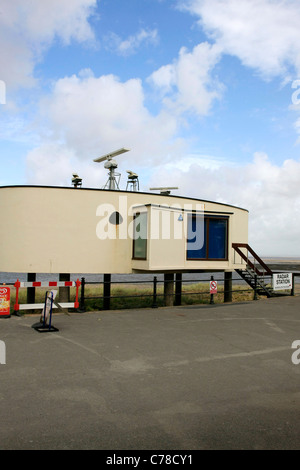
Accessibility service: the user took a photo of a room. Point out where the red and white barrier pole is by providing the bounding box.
[74,279,80,309]
[14,279,21,313]
[13,279,81,314]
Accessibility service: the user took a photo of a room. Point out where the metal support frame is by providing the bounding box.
[32,291,59,333]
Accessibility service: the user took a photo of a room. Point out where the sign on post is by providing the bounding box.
[210,280,218,295]
[272,273,293,291]
[0,286,10,317]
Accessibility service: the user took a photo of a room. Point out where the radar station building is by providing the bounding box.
[0,185,248,275]
[0,148,253,308]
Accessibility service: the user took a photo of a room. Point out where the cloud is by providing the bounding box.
[148,151,300,256]
[178,0,300,149]
[26,70,187,185]
[0,0,97,90]
[148,41,223,116]
[106,28,159,56]
[180,0,300,79]
[26,142,107,188]
[25,37,227,186]
[26,143,75,186]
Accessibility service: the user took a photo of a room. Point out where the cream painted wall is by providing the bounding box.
[0,186,248,273]
[131,204,248,272]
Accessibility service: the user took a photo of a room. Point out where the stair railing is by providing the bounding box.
[232,243,273,276]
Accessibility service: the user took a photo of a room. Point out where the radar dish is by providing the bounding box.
[93,148,130,163]
[93,148,130,190]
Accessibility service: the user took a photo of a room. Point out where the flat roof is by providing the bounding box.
[0,185,249,213]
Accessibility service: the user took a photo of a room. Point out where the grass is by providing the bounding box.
[8,281,298,314]
[8,282,255,313]
[77,282,257,311]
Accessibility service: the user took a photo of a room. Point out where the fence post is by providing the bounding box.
[210,275,215,305]
[79,277,86,312]
[103,274,111,310]
[253,274,258,300]
[175,273,182,306]
[291,274,295,296]
[27,273,36,311]
[152,276,158,308]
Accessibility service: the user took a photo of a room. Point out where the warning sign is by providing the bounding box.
[272,273,293,291]
[210,280,218,294]
[0,286,10,317]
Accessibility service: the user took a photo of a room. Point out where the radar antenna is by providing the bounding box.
[149,187,178,195]
[93,148,130,190]
[72,173,82,188]
[126,170,139,191]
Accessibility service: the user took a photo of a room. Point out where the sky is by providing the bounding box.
[1,0,300,257]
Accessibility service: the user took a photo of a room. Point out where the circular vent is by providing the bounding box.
[109,211,123,225]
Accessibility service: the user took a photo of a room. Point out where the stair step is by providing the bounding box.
[235,267,274,298]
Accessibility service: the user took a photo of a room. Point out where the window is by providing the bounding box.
[132,212,148,259]
[187,214,228,260]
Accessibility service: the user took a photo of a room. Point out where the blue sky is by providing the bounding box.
[1,0,300,256]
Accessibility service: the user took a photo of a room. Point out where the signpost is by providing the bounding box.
[210,278,217,304]
[272,273,293,291]
[0,286,10,318]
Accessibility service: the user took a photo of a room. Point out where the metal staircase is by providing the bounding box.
[236,266,274,297]
[232,243,274,297]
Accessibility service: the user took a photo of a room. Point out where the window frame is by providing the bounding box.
[186,214,229,261]
[132,211,148,260]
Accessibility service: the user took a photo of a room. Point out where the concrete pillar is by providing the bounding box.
[164,273,174,307]
[224,272,232,303]
[59,273,70,303]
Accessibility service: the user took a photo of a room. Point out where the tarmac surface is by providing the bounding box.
[0,295,300,450]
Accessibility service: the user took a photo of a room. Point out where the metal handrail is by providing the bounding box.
[232,243,273,276]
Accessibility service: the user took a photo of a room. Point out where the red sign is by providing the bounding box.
[210,280,218,295]
[0,286,10,317]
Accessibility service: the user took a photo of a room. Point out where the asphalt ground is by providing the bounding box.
[0,295,300,451]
